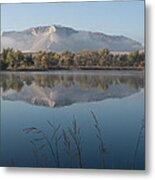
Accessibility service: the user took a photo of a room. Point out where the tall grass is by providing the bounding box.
[91,111,106,168]
[68,115,82,168]
[63,129,72,167]
[23,113,103,168]
[133,119,144,169]
[23,113,144,169]
[23,123,62,167]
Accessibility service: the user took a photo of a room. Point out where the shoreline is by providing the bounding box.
[1,66,144,72]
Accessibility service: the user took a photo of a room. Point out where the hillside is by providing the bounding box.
[1,25,143,52]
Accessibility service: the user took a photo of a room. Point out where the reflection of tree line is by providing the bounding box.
[22,112,144,169]
[1,74,144,93]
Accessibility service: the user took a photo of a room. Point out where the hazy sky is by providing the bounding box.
[1,1,144,44]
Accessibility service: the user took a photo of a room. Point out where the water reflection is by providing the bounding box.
[1,72,144,108]
[0,71,144,169]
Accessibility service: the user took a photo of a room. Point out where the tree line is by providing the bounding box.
[0,48,145,70]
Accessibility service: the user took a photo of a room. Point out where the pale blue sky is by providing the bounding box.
[1,1,144,44]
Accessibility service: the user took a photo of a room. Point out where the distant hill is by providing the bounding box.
[1,25,143,52]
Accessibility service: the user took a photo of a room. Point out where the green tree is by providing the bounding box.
[1,48,10,69]
[6,49,15,68]
[98,48,109,66]
[59,51,74,66]
[41,52,48,69]
[34,53,41,68]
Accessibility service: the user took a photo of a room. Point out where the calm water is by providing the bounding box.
[0,71,145,169]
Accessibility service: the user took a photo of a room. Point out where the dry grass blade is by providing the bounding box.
[51,124,61,141]
[39,144,46,150]
[24,126,57,165]
[47,120,54,130]
[133,118,144,169]
[63,129,72,167]
[73,115,77,135]
[68,115,82,168]
[30,140,39,166]
[91,111,106,168]
[34,137,45,141]
[23,127,41,134]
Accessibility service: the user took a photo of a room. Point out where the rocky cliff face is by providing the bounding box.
[1,25,143,52]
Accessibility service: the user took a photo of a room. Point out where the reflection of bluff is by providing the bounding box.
[2,82,141,108]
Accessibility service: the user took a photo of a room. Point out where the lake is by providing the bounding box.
[0,71,145,169]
